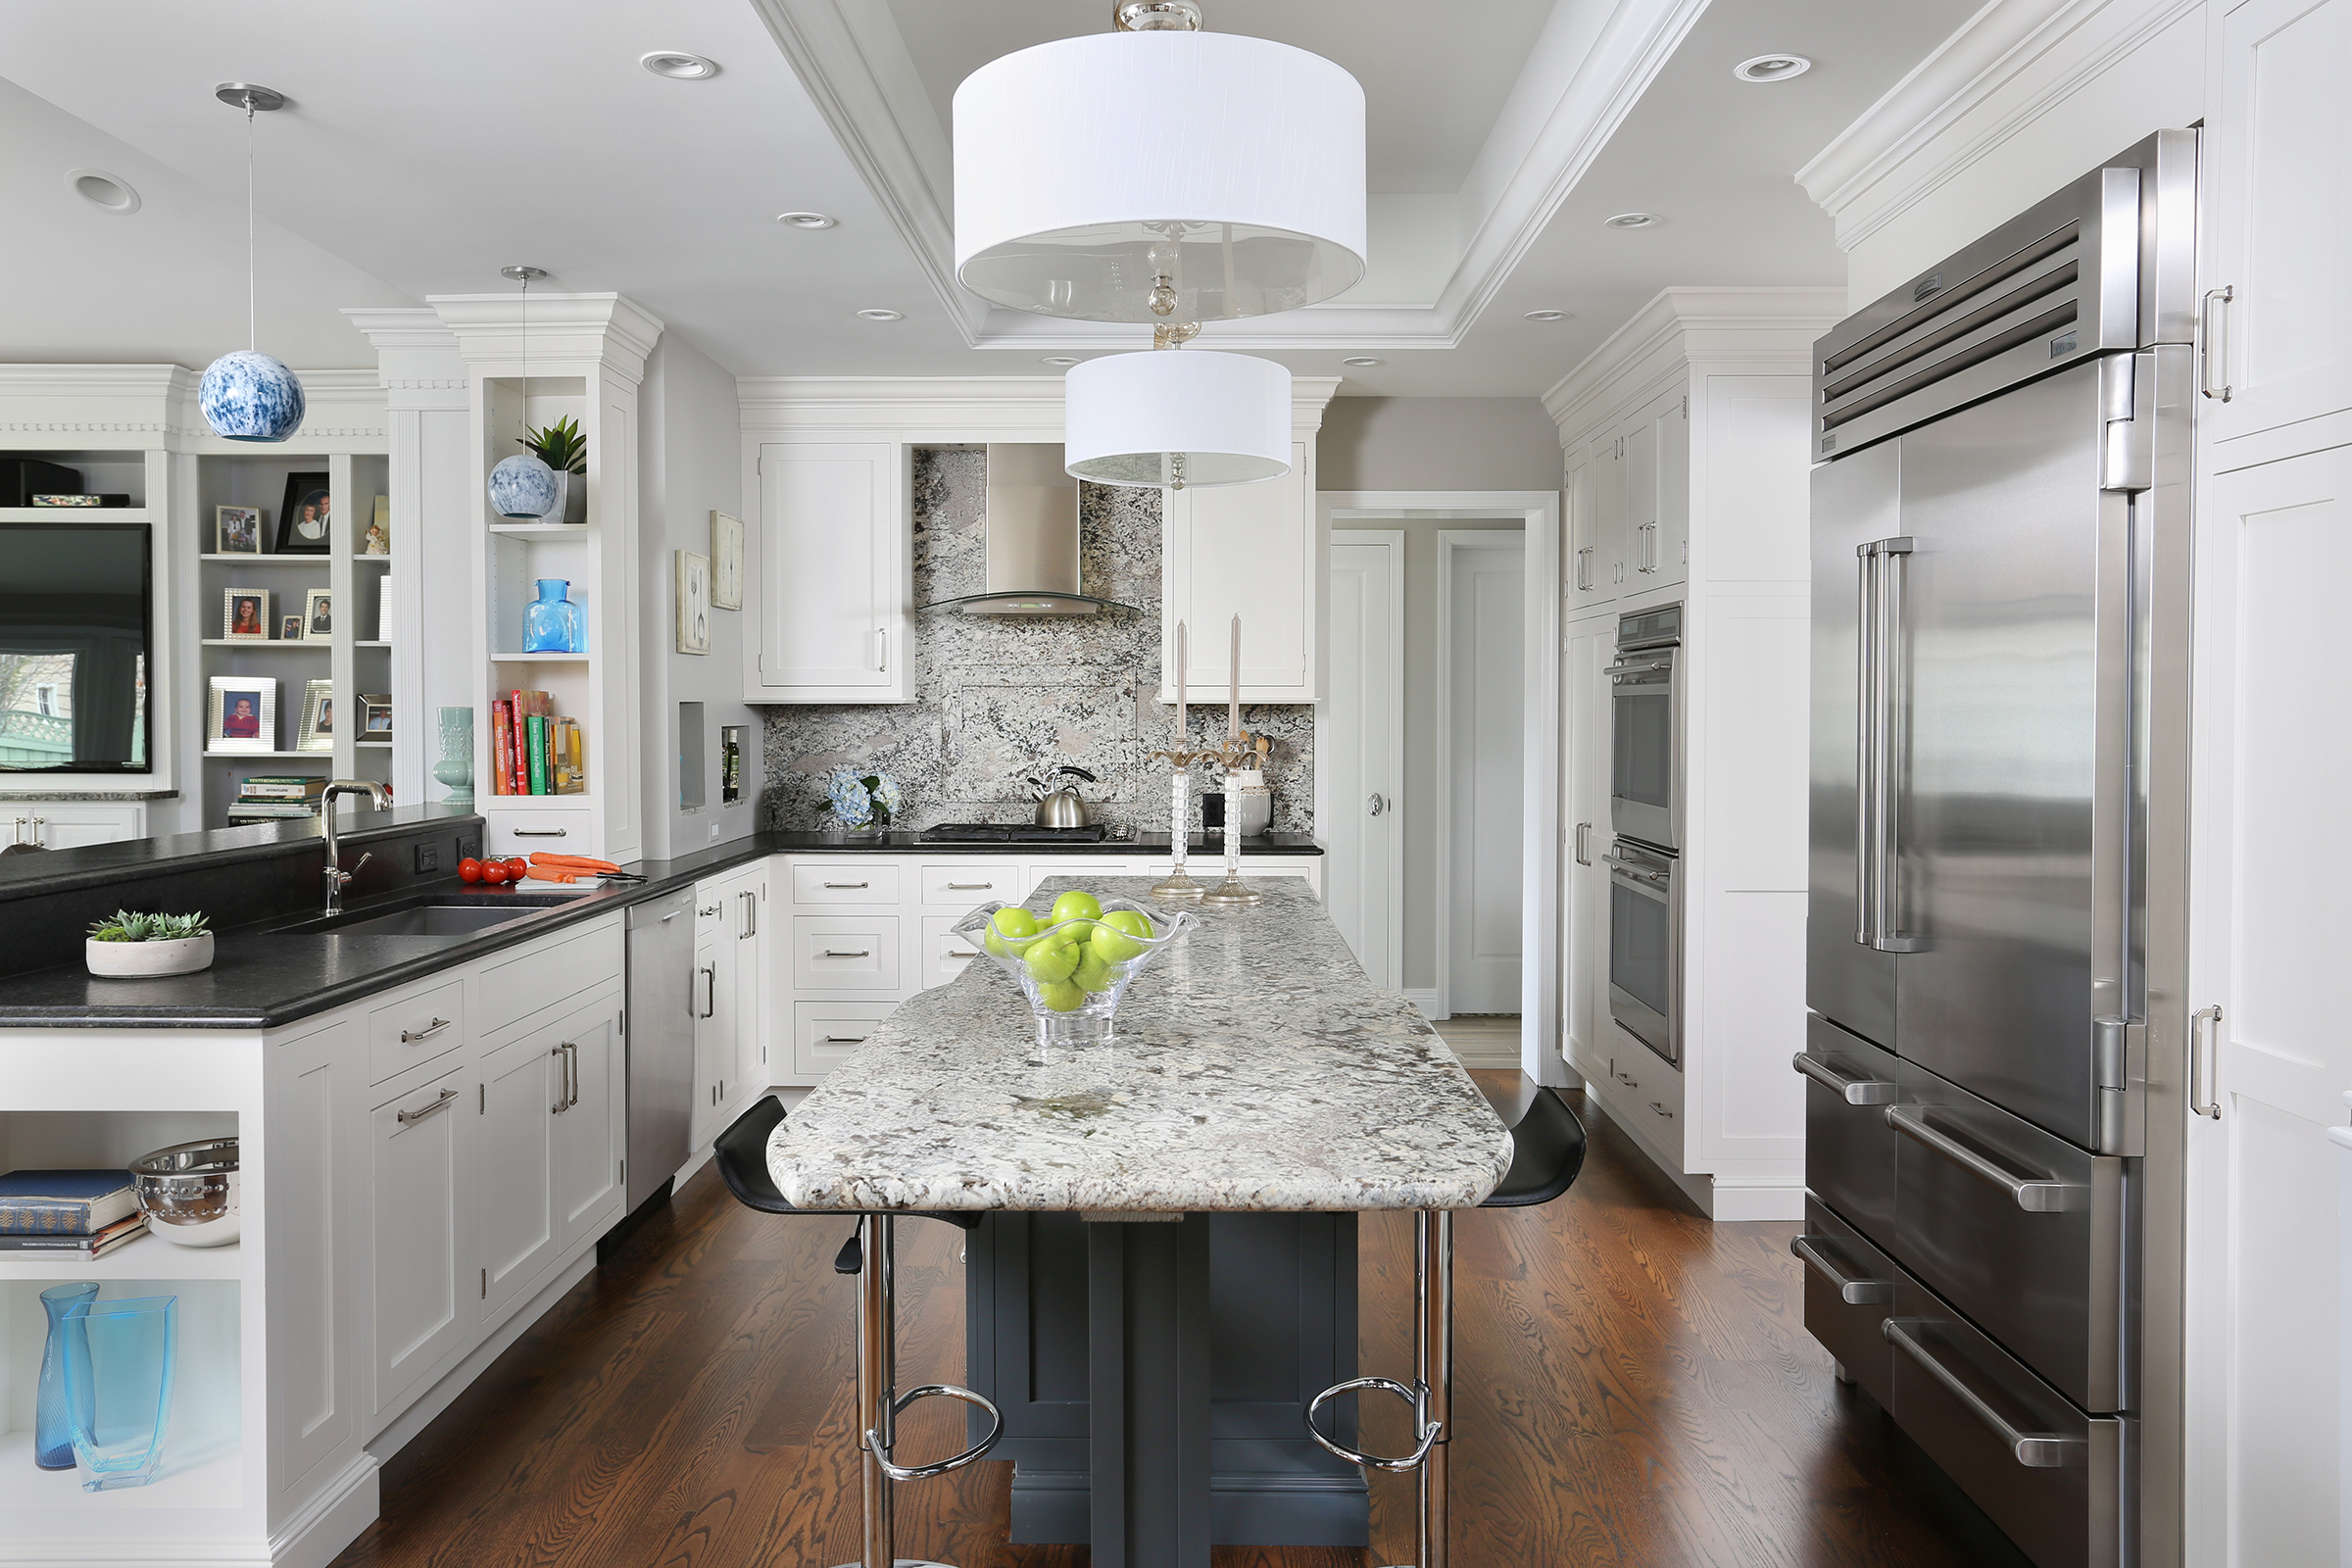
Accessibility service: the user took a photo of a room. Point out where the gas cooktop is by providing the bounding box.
[916,822,1115,844]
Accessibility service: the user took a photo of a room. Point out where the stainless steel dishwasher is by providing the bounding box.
[621,889,697,1219]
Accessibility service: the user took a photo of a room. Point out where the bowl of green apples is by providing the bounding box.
[954,888,1194,1044]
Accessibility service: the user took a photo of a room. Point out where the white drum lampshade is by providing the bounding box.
[1064,350,1292,489]
[955,30,1366,323]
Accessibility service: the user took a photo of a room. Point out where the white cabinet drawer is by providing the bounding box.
[694,888,725,936]
[921,915,985,991]
[475,916,624,1039]
[367,978,466,1085]
[792,914,902,991]
[918,860,1020,909]
[482,805,592,858]
[792,1000,898,1079]
[790,862,902,906]
[1594,1027,1685,1151]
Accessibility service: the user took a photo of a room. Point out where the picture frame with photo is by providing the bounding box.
[675,550,710,655]
[710,511,744,611]
[214,505,264,555]
[206,676,278,753]
[279,613,304,641]
[275,472,332,555]
[304,587,333,640]
[222,588,272,640]
[359,693,394,740]
[296,679,335,753]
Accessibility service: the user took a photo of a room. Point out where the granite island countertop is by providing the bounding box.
[768,876,1512,1213]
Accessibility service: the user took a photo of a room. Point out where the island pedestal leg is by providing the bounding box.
[1088,1215,1213,1568]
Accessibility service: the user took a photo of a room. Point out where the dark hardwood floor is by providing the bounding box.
[331,1074,2028,1568]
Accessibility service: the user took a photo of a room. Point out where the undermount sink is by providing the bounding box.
[276,892,578,938]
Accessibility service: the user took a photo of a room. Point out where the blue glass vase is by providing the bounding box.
[36,1282,99,1469]
[522,579,584,654]
[62,1294,177,1491]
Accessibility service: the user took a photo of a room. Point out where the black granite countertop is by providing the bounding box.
[0,827,1322,1030]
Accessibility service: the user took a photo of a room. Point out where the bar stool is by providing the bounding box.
[1304,1086,1588,1568]
[713,1096,1004,1568]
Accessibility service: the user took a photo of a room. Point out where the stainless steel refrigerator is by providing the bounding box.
[1795,130,2198,1568]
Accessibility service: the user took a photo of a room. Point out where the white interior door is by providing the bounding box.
[1444,535,1525,1014]
[1324,532,1403,986]
[2185,442,2352,1568]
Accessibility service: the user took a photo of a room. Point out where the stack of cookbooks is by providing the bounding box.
[227,774,328,823]
[0,1168,148,1260]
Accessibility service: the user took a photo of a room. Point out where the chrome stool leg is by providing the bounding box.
[1305,1208,1454,1568]
[843,1213,1008,1568]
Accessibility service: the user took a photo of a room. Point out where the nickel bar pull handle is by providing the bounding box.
[1789,1235,1891,1304]
[1791,1052,1898,1105]
[400,1016,453,1044]
[396,1088,459,1126]
[513,828,568,839]
[2189,1004,2223,1120]
[1884,1319,2078,1467]
[1886,1106,2070,1211]
[2200,286,2232,401]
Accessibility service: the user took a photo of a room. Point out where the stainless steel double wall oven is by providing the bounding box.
[1605,605,1683,1063]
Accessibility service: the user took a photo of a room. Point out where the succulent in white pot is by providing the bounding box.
[85,909,215,978]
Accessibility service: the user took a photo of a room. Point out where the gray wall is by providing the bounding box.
[1318,397,1562,493]
[637,334,760,860]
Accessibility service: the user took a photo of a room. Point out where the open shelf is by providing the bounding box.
[0,508,152,523]
[487,521,590,537]
[354,639,391,649]
[199,639,326,650]
[198,554,328,565]
[0,1430,243,1514]
[0,1235,242,1283]
[490,652,587,662]
[202,751,331,761]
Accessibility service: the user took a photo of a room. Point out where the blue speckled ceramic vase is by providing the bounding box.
[198,351,306,442]
[488,453,561,520]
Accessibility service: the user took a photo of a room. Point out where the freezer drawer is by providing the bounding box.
[1887,1272,2121,1568]
[1891,1061,2123,1413]
[1792,1198,1896,1411]
[1794,1014,1901,1248]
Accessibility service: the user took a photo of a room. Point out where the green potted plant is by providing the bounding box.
[520,416,589,524]
[85,910,214,978]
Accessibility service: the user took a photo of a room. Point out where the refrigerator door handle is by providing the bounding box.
[1886,1106,2071,1211]
[1791,1051,1898,1105]
[1856,538,1921,953]
[1882,1319,2079,1468]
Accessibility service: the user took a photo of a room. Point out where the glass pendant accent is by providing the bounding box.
[954,17,1365,323]
[199,351,307,443]
[1063,349,1291,489]
[490,454,562,521]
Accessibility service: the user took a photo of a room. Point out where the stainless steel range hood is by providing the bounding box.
[918,443,1142,615]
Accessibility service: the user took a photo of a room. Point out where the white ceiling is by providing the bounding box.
[0,0,1976,395]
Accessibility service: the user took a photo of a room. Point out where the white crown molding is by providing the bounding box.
[342,306,458,351]
[1795,0,2201,253]
[1541,287,1843,431]
[423,292,666,383]
[738,373,1341,439]
[750,0,1706,351]
[0,364,384,444]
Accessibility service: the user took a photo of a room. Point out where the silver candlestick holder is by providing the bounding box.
[1146,747,1216,903]
[1200,738,1264,906]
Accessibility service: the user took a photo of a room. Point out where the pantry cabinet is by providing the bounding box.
[1161,440,1318,702]
[746,440,912,703]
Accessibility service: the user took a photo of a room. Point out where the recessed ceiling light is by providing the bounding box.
[1343,357,1384,368]
[776,211,837,229]
[1522,310,1569,322]
[1041,356,1081,366]
[65,168,139,215]
[1603,212,1660,229]
[856,308,905,322]
[640,50,718,79]
[1734,54,1813,82]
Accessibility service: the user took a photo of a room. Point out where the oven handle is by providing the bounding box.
[1600,854,1670,885]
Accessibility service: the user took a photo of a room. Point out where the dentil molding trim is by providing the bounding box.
[1796,0,2204,252]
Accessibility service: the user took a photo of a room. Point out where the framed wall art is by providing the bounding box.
[675,550,710,655]
[710,511,744,611]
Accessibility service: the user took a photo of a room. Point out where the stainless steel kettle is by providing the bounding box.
[1031,766,1096,828]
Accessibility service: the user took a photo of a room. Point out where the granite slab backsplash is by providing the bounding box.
[760,449,1312,837]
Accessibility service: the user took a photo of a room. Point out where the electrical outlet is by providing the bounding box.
[415,841,441,873]
[457,834,482,861]
[710,822,721,839]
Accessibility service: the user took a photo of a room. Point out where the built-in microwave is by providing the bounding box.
[1605,836,1680,1065]
[1609,604,1681,851]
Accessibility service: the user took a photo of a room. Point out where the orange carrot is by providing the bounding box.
[523,867,578,884]
[528,853,622,874]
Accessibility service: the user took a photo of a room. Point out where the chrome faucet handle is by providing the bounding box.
[328,851,372,888]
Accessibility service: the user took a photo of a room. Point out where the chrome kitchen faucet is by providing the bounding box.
[319,780,390,915]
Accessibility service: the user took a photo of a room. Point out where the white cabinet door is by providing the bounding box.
[2203,0,2352,451]
[369,1064,473,1416]
[921,914,985,991]
[1568,429,1626,607]
[750,441,910,702]
[476,1032,557,1322]
[270,1017,356,1487]
[723,865,768,1098]
[1162,440,1318,702]
[792,999,898,1081]
[1560,617,1614,1079]
[1627,385,1689,591]
[551,1000,623,1252]
[2184,442,2352,1567]
[5,802,145,849]
[691,933,728,1144]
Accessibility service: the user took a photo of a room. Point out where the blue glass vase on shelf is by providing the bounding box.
[61,1294,177,1491]
[521,579,584,655]
[36,1282,99,1470]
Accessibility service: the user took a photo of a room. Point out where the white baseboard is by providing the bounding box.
[1404,988,1447,1022]
[1446,1041,1521,1068]
[1579,1094,1801,1220]
[368,1250,599,1463]
[272,1452,380,1568]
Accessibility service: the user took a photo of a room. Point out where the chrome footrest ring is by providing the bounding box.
[864,1383,1005,1481]
[1304,1375,1441,1472]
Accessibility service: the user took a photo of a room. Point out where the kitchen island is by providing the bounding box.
[769,876,1511,1566]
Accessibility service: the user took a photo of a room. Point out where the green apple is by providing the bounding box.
[1049,889,1103,926]
[1073,952,1114,994]
[1037,979,1087,1012]
[1025,937,1080,985]
[1092,908,1152,962]
[987,906,1039,956]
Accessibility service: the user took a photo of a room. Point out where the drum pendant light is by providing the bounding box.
[954,2,1366,323]
[198,84,306,443]
[1064,335,1291,490]
[486,267,562,521]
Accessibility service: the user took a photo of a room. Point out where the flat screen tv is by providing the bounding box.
[0,522,152,773]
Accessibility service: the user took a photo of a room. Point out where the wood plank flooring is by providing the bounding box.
[330,1075,2030,1568]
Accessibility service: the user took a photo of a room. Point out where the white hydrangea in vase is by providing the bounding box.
[827,768,902,836]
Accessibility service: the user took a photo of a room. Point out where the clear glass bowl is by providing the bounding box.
[952,898,1195,1044]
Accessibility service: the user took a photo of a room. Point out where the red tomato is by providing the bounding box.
[458,858,482,884]
[503,857,529,880]
[481,861,510,885]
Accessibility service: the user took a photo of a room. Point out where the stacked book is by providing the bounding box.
[228,774,327,823]
[0,1169,148,1259]
[490,689,585,796]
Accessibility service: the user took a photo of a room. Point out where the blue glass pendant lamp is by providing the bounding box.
[487,265,562,520]
[199,84,306,443]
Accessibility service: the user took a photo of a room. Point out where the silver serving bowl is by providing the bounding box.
[129,1137,241,1247]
